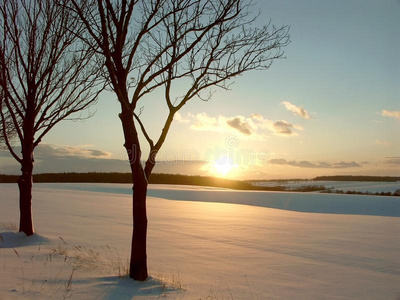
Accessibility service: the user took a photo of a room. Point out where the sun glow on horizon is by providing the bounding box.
[207,157,238,177]
[213,162,233,177]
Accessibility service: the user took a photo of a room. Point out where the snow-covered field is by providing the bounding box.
[252,180,400,193]
[1,183,399,299]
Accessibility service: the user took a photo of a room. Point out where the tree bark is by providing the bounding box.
[119,107,149,281]
[18,153,34,236]
[130,178,148,280]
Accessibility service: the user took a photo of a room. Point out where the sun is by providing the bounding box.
[213,162,233,176]
[210,157,238,177]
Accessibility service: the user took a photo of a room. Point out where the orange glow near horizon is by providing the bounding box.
[208,157,238,177]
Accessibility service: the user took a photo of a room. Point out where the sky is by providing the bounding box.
[1,0,399,180]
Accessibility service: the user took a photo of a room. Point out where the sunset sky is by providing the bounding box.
[1,0,399,179]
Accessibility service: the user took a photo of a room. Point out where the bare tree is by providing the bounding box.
[69,0,289,280]
[0,95,16,150]
[0,56,16,149]
[0,0,102,236]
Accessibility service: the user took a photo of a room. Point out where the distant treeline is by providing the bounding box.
[247,178,307,183]
[1,173,398,196]
[249,175,400,182]
[0,172,327,192]
[322,189,400,197]
[314,175,400,182]
[0,173,261,190]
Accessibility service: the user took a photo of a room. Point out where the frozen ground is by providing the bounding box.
[38,183,400,217]
[0,183,399,299]
[252,180,400,193]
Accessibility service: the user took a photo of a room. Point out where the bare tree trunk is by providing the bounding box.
[18,151,34,236]
[120,108,148,281]
[130,178,148,280]
[17,93,35,236]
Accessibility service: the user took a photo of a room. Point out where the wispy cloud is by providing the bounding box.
[176,112,302,137]
[0,144,112,159]
[0,143,208,174]
[375,140,391,147]
[35,144,112,159]
[282,101,311,119]
[381,110,400,121]
[384,157,400,165]
[269,159,363,169]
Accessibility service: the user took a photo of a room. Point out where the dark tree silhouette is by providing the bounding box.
[0,0,102,236]
[0,92,16,150]
[0,53,16,149]
[69,0,289,280]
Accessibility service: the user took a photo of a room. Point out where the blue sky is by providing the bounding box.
[1,0,399,179]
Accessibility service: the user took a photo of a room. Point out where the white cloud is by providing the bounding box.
[174,112,191,123]
[176,112,303,137]
[183,113,259,137]
[271,120,295,135]
[226,116,257,136]
[282,101,311,119]
[251,113,263,121]
[190,113,227,133]
[251,114,303,136]
[381,110,400,121]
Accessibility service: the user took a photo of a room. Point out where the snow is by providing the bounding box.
[0,232,49,248]
[35,183,400,217]
[1,183,400,299]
